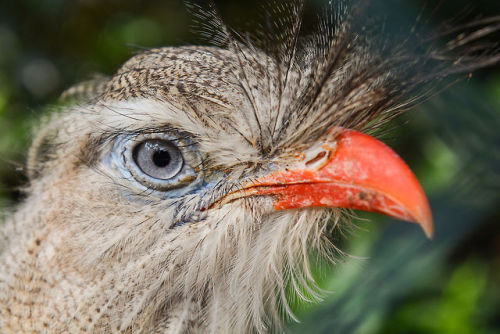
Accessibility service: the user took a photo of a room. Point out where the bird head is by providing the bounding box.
[2,1,498,333]
[21,45,432,332]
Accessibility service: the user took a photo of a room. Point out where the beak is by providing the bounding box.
[243,129,433,238]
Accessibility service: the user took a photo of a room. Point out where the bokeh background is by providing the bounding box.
[0,0,499,333]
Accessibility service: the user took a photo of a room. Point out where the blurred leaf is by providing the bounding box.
[380,260,488,334]
[96,16,167,69]
[421,135,460,193]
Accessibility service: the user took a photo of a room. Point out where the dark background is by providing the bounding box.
[0,1,499,333]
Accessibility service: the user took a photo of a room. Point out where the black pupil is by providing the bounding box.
[152,149,171,167]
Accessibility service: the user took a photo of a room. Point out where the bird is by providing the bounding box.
[0,1,498,333]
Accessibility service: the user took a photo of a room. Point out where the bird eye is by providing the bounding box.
[132,139,183,180]
[112,133,200,194]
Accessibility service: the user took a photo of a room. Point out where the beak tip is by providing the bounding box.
[418,213,434,239]
[423,224,434,239]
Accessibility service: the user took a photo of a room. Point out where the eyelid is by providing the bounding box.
[106,128,199,147]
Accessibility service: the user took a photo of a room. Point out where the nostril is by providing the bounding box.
[305,151,327,166]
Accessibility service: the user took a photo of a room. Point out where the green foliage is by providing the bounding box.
[381,260,491,334]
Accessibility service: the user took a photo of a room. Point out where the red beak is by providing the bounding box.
[245,129,433,238]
